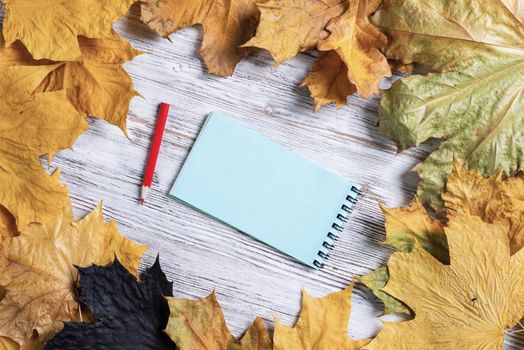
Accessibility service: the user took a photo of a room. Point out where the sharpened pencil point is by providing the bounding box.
[140,186,149,206]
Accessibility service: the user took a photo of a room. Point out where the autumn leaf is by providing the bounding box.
[44,257,175,350]
[0,204,148,347]
[443,161,524,254]
[254,0,389,110]
[365,213,524,349]
[165,292,271,350]
[301,51,356,111]
[2,0,136,61]
[363,162,524,316]
[302,52,412,113]
[0,206,39,349]
[274,282,370,350]
[378,161,524,262]
[373,0,524,210]
[245,0,347,66]
[379,198,448,263]
[361,198,446,316]
[0,65,87,230]
[0,65,85,158]
[0,33,140,133]
[316,0,390,99]
[140,0,266,76]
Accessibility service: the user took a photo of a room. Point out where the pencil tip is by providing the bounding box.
[139,198,144,205]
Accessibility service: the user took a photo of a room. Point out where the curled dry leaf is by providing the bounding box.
[140,0,266,76]
[1,33,140,133]
[364,214,524,349]
[0,204,147,347]
[317,0,390,99]
[274,282,370,350]
[2,0,136,61]
[373,0,524,210]
[44,257,175,350]
[0,64,86,230]
[165,292,271,350]
[301,51,356,112]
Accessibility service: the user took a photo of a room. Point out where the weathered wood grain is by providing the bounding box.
[1,3,523,348]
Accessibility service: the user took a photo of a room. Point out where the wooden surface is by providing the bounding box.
[2,4,524,348]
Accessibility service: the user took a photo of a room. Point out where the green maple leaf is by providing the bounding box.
[373,0,524,210]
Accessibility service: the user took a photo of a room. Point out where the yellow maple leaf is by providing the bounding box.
[274,282,370,350]
[0,65,87,230]
[0,203,148,347]
[443,161,524,255]
[361,197,447,316]
[2,0,136,61]
[140,0,266,76]
[364,213,524,349]
[317,0,390,99]
[363,162,524,322]
[0,33,140,133]
[380,197,448,263]
[165,291,272,350]
[245,0,347,66]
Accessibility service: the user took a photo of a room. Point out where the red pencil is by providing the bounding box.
[140,103,171,205]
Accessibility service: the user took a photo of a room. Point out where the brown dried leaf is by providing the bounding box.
[317,0,390,98]
[301,0,390,110]
[302,51,356,111]
[140,0,265,76]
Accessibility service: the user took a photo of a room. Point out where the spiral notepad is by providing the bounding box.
[170,112,361,269]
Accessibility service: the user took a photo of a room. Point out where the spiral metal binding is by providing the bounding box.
[313,185,362,269]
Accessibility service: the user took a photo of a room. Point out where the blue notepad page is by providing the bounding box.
[170,112,360,269]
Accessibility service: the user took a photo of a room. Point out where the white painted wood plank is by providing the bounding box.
[1,4,523,348]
